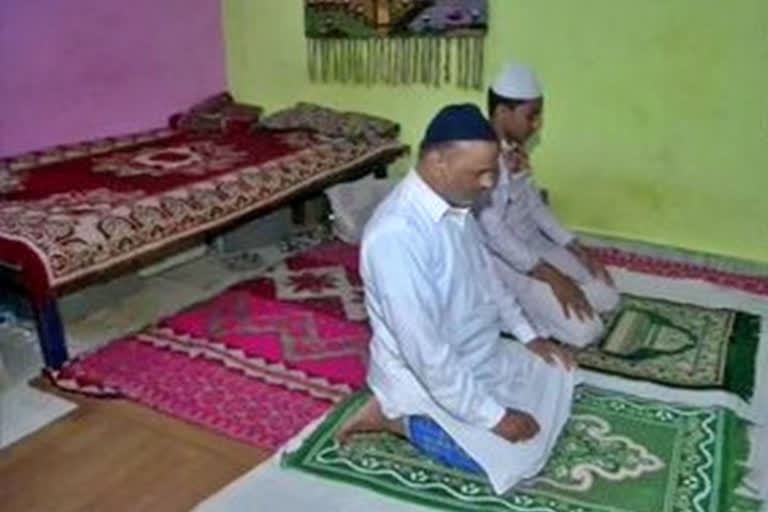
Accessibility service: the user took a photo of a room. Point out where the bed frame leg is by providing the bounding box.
[291,201,307,226]
[373,164,388,179]
[32,295,69,369]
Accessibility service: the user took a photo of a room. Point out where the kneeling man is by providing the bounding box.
[338,104,577,494]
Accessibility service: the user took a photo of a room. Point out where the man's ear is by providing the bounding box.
[497,103,517,120]
[423,147,448,172]
[434,145,456,178]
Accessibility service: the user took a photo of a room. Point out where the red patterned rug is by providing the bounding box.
[593,247,768,296]
[0,126,405,297]
[49,241,369,452]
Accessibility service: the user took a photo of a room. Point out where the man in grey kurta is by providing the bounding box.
[475,62,620,347]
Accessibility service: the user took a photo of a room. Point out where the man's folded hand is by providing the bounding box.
[492,409,540,443]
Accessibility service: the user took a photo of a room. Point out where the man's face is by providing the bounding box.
[435,140,500,207]
[501,98,543,144]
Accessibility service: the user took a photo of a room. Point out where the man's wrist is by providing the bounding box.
[482,402,508,430]
[567,240,583,254]
[529,261,563,284]
[514,324,541,345]
[528,261,549,280]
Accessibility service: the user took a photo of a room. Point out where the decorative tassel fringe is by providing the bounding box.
[307,36,485,90]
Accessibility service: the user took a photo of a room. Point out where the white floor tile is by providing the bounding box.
[0,383,76,449]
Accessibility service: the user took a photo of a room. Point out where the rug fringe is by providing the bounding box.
[307,37,484,89]
[722,413,764,511]
[724,313,761,402]
[45,367,122,398]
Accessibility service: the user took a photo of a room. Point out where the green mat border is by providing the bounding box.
[719,410,760,512]
[723,312,761,401]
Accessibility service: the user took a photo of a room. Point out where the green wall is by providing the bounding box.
[223,0,768,263]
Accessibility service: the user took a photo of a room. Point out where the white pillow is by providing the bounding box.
[325,175,395,244]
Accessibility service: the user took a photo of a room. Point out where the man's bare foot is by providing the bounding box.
[336,394,404,444]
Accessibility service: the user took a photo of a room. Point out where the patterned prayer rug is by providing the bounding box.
[283,386,761,512]
[578,295,761,401]
[48,241,368,451]
[305,0,488,89]
[51,338,332,451]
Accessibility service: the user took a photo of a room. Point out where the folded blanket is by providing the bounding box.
[260,102,400,145]
[169,92,263,135]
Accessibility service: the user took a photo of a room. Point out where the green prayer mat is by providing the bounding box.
[283,387,760,512]
[577,295,761,401]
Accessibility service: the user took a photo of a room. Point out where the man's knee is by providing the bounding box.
[523,281,607,348]
[553,315,604,348]
[584,281,620,313]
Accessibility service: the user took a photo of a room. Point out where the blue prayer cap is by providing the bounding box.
[420,103,498,151]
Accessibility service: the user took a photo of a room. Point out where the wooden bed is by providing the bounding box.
[0,115,405,368]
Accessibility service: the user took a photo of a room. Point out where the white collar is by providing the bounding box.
[405,169,451,223]
[497,155,531,189]
[497,156,511,188]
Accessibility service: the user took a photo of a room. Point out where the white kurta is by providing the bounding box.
[474,160,620,346]
[474,162,575,275]
[361,170,576,494]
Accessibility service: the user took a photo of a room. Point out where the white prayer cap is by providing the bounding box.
[490,62,542,100]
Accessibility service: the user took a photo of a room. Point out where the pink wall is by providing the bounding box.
[0,0,227,156]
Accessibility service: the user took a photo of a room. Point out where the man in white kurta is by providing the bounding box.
[475,62,620,347]
[340,104,576,495]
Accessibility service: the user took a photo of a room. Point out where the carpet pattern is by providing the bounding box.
[0,125,404,295]
[48,241,367,451]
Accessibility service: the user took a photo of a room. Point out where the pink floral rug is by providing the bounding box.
[49,241,369,452]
